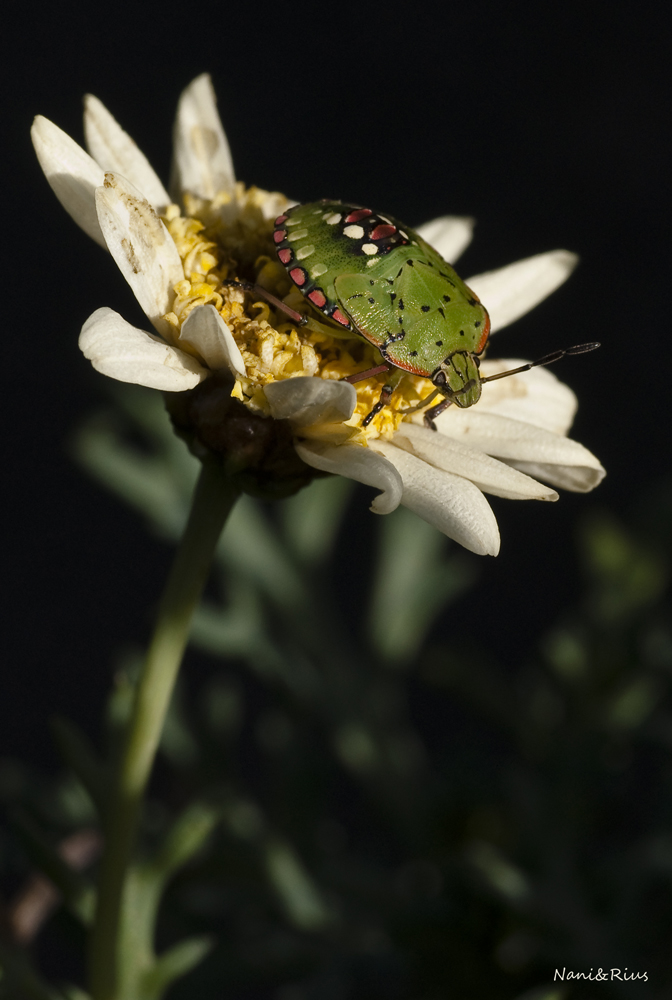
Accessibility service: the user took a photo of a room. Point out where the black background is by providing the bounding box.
[2,2,669,765]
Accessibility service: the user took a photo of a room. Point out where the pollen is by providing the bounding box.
[161,189,433,444]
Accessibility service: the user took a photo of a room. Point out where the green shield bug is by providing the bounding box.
[226,200,600,428]
[273,201,490,426]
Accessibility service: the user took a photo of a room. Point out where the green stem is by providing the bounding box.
[88,461,239,1000]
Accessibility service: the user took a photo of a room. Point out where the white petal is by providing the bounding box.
[79,307,207,390]
[466,250,578,332]
[172,74,235,199]
[179,304,246,377]
[264,377,356,426]
[83,94,170,212]
[434,409,605,490]
[506,459,606,493]
[414,216,474,263]
[371,440,500,556]
[95,173,184,338]
[295,441,403,515]
[476,359,578,435]
[393,423,557,501]
[31,115,106,248]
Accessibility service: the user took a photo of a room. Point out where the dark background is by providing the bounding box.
[2,2,669,763]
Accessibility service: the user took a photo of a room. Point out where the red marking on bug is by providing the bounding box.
[278,248,293,264]
[370,224,396,240]
[308,288,327,308]
[345,208,372,223]
[332,308,350,326]
[476,312,491,354]
[290,267,307,286]
[274,215,288,225]
[274,229,287,243]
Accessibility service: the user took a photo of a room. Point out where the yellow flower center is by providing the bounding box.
[161,187,432,443]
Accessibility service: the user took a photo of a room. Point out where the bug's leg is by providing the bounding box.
[397,388,442,416]
[423,397,453,431]
[344,362,393,385]
[220,279,307,326]
[361,369,405,427]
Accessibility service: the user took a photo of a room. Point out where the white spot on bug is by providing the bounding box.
[312,207,323,214]
[310,263,328,278]
[287,228,309,242]
[285,216,304,226]
[400,231,408,239]
[343,224,365,239]
[379,216,392,223]
[296,244,315,259]
[362,243,378,255]
[366,258,377,267]
[324,212,341,224]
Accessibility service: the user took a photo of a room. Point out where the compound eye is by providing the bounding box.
[433,370,447,387]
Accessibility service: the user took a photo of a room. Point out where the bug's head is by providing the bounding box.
[431,351,483,408]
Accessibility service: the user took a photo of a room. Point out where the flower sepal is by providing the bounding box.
[165,372,325,500]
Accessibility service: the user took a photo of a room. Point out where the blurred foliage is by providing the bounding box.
[1,386,671,999]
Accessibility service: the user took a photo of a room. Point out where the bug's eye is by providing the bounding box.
[433,370,447,386]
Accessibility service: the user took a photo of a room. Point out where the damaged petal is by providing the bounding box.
[95,172,184,338]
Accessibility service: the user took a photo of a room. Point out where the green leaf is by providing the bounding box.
[367,504,478,663]
[141,936,213,998]
[262,836,335,930]
[281,474,354,562]
[150,801,220,880]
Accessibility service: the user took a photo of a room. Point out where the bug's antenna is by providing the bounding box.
[479,342,601,384]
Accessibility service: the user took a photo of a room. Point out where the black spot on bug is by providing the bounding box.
[398,299,405,309]
[421,305,430,313]
[396,268,403,278]
[368,297,375,304]
[410,350,418,357]
[474,320,481,327]
[436,340,443,347]
[370,279,375,285]
[459,330,465,336]
[406,259,414,266]
[438,307,445,318]
[443,295,451,302]
[468,298,476,306]
[398,317,403,324]
[390,292,396,300]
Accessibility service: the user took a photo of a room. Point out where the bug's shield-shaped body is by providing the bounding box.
[273,201,490,407]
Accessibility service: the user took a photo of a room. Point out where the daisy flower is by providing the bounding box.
[32,74,604,556]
